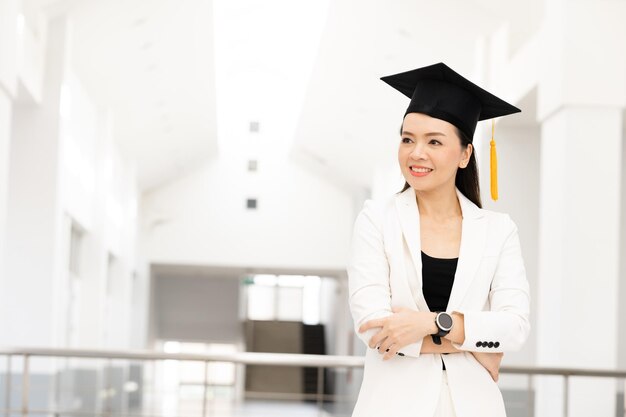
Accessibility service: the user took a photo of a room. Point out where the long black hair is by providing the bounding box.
[397,126,482,208]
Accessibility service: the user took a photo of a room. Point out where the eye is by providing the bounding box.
[430,139,442,145]
[401,137,412,144]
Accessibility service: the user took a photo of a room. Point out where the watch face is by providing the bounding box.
[437,313,453,331]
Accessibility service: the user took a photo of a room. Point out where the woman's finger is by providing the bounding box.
[383,344,400,360]
[368,330,388,349]
[382,344,398,360]
[378,336,393,354]
[359,318,385,333]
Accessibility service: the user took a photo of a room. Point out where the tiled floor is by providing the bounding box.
[153,399,347,417]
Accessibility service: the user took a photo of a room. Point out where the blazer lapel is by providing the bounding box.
[394,188,429,311]
[447,189,486,312]
[394,187,486,312]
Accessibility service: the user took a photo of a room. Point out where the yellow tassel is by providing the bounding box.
[490,119,498,201]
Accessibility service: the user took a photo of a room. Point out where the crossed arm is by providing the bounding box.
[360,309,503,381]
[348,202,528,383]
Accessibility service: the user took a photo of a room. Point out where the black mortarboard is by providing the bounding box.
[380,62,520,139]
[380,62,522,201]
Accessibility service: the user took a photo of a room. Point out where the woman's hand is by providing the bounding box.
[359,307,436,360]
[472,352,504,382]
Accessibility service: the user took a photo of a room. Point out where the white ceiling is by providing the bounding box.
[30,0,543,192]
[67,0,217,190]
[291,0,545,191]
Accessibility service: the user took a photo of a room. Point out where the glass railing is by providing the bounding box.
[0,347,624,417]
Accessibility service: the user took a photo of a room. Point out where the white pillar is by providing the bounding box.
[0,91,12,297]
[533,1,626,416]
[0,0,18,324]
[535,106,622,417]
[1,16,70,347]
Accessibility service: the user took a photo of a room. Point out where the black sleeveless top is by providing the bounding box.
[421,250,458,370]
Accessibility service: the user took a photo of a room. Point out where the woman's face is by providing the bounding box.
[398,112,472,192]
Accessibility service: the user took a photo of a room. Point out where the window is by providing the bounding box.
[245,274,322,323]
[157,341,237,413]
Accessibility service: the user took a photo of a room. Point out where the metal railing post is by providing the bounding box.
[104,358,112,417]
[527,373,533,417]
[53,357,63,417]
[563,375,569,417]
[21,354,30,417]
[150,359,156,417]
[4,355,11,417]
[202,360,209,417]
[121,361,129,416]
[316,366,324,417]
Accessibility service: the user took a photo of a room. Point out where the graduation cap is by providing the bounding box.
[380,62,521,201]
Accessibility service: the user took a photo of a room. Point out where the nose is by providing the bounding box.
[409,142,428,160]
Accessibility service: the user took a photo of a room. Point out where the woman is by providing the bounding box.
[348,62,531,417]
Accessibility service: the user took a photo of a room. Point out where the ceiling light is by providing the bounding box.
[140,41,154,50]
[132,17,148,28]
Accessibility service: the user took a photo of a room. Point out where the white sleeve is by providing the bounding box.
[347,200,423,358]
[451,215,531,352]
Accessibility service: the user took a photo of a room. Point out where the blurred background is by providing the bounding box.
[0,0,625,416]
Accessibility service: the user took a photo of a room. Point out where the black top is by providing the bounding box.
[421,251,458,311]
[421,250,458,370]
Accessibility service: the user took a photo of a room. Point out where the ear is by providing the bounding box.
[460,143,473,168]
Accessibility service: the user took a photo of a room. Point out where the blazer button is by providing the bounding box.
[475,341,482,348]
[488,342,494,348]
[494,342,500,348]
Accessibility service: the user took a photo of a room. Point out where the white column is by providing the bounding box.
[1,16,70,347]
[0,90,12,295]
[535,106,622,417]
[0,0,18,346]
[533,1,626,416]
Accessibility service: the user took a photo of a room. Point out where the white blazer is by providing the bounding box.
[348,186,531,417]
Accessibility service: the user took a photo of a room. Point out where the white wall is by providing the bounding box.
[0,0,18,340]
[0,0,18,99]
[140,151,355,270]
[2,16,68,348]
[61,75,139,349]
[15,1,47,104]
[478,124,541,369]
[1,14,140,352]
[0,90,12,307]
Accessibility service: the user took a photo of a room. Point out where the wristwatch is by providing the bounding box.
[431,312,454,345]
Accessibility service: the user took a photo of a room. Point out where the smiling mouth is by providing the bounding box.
[410,167,433,173]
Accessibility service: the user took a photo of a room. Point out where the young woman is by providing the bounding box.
[348,62,530,417]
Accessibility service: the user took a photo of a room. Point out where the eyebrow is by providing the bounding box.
[401,131,447,137]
